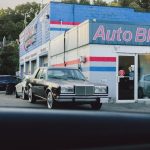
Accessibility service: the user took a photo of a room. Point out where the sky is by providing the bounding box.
[0,0,113,9]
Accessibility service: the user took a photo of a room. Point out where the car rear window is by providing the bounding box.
[0,76,15,82]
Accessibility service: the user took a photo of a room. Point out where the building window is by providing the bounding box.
[138,55,150,99]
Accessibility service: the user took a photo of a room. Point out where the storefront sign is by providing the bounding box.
[20,58,24,63]
[40,48,47,53]
[24,23,37,50]
[90,22,150,46]
[25,56,31,61]
[31,53,37,58]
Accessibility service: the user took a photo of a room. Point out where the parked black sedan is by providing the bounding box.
[0,75,21,94]
[27,67,109,110]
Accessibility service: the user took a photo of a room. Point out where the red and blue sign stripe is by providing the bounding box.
[52,56,116,72]
[50,20,80,31]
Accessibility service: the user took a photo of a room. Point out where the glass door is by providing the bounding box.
[117,55,135,100]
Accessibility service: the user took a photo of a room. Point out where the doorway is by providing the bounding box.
[118,55,135,100]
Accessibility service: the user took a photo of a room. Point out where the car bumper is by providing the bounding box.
[55,95,109,103]
[0,86,6,91]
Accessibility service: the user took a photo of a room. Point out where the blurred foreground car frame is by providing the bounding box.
[0,108,150,150]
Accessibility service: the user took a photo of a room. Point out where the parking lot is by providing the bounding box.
[0,91,150,113]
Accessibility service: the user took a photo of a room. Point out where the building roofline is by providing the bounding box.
[89,19,150,26]
[19,3,50,36]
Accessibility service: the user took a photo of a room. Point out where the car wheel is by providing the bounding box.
[91,101,102,110]
[28,88,36,103]
[6,88,10,95]
[47,92,56,109]
[15,90,20,98]
[22,88,28,100]
[138,88,144,98]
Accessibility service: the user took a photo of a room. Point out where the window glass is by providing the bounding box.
[138,55,150,99]
[144,75,150,81]
[47,69,85,80]
[35,70,43,79]
[74,70,85,80]
[40,70,47,79]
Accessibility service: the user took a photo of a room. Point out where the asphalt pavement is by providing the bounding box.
[0,91,150,113]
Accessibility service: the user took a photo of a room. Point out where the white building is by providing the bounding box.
[19,2,150,102]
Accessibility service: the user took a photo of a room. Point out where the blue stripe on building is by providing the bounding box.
[82,67,116,72]
[50,28,69,31]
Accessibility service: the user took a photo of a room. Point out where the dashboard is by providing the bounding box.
[0,108,150,150]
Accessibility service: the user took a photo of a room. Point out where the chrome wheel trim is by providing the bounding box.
[28,88,32,102]
[47,92,53,109]
[22,89,25,99]
[15,90,19,98]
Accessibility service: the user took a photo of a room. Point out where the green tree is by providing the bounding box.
[15,2,41,24]
[0,44,19,75]
[109,0,150,11]
[62,0,78,4]
[135,0,150,11]
[93,0,108,6]
[109,0,120,6]
[0,2,41,75]
[118,0,134,7]
[0,2,41,41]
[129,1,142,11]
[79,0,90,5]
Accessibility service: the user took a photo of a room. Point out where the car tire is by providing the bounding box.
[47,92,56,109]
[15,90,20,98]
[91,101,102,110]
[138,88,144,98]
[28,88,36,103]
[22,88,28,100]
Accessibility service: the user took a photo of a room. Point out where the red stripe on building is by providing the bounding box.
[50,21,80,25]
[52,59,80,67]
[52,57,116,67]
[87,57,116,62]
[65,59,80,65]
[52,63,65,67]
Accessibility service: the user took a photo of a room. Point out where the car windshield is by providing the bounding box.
[47,69,85,80]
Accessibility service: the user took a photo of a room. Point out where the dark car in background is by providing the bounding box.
[0,75,21,94]
[138,74,150,98]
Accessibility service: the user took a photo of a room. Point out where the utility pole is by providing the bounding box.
[41,0,44,10]
[24,13,28,28]
[2,36,6,47]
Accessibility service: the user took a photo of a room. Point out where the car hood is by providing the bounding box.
[47,79,106,87]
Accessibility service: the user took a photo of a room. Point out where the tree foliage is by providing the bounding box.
[62,0,78,4]
[0,2,40,74]
[0,44,19,75]
[93,0,108,6]
[135,0,150,11]
[0,2,40,41]
[79,0,90,5]
[110,0,150,11]
[118,0,134,7]
[110,0,120,6]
